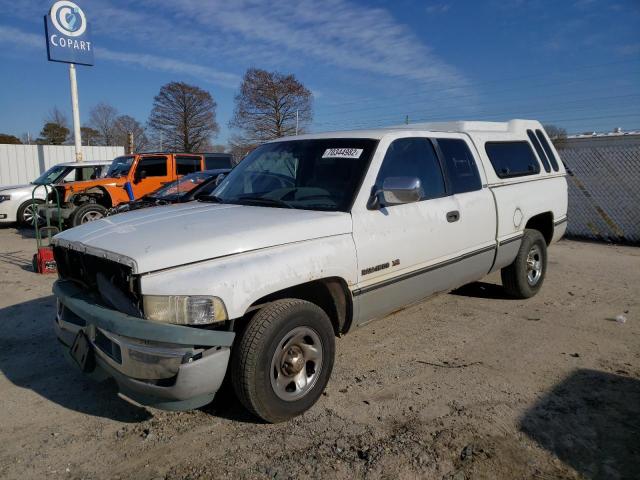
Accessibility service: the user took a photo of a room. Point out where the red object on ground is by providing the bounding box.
[34,247,57,274]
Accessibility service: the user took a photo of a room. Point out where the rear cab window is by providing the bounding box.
[535,130,560,171]
[526,130,551,173]
[485,142,540,179]
[176,155,202,175]
[436,138,482,193]
[205,154,233,169]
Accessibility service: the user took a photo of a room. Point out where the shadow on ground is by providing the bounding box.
[520,369,640,480]
[0,296,151,423]
[0,296,257,424]
[451,281,512,300]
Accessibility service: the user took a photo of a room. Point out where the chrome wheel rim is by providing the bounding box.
[23,204,39,225]
[80,210,103,223]
[526,245,543,286]
[270,326,323,401]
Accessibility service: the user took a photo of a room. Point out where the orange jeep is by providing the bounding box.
[43,153,209,227]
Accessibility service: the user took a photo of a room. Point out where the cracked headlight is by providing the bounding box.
[0,195,11,203]
[142,295,227,326]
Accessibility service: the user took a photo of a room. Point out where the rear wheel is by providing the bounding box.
[71,204,107,227]
[501,229,548,298]
[231,299,335,423]
[17,199,44,227]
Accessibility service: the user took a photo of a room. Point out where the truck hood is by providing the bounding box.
[53,202,352,273]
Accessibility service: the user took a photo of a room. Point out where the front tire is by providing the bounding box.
[17,199,44,227]
[71,204,107,227]
[501,229,548,299]
[231,299,335,423]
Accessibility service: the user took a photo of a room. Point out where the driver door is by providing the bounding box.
[130,155,170,199]
[351,137,462,323]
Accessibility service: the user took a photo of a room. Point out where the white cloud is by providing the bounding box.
[426,3,452,14]
[616,43,640,56]
[0,24,240,89]
[128,0,469,88]
[95,49,240,88]
[0,25,42,49]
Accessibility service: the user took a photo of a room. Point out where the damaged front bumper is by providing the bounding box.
[53,280,235,411]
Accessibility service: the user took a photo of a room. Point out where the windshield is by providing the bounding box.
[150,171,213,200]
[32,165,71,185]
[209,138,377,211]
[107,156,135,178]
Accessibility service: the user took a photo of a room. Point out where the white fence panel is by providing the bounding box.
[0,145,124,186]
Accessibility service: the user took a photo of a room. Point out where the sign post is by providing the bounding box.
[44,1,93,162]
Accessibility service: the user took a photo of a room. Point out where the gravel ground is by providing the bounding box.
[0,227,638,480]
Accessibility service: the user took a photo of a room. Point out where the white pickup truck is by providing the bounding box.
[52,120,567,422]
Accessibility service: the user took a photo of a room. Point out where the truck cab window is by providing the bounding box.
[77,167,99,181]
[176,156,201,175]
[526,130,551,173]
[376,138,446,201]
[485,142,540,178]
[437,139,482,193]
[137,156,168,177]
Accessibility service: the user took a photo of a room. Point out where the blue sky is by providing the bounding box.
[0,0,638,147]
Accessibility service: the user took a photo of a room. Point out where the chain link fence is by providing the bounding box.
[557,135,640,244]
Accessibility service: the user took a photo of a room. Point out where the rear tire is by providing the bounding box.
[231,299,335,423]
[17,199,44,227]
[71,204,107,227]
[501,229,547,299]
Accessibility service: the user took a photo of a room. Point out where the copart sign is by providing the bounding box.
[44,1,94,66]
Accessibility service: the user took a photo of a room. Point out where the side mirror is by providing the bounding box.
[215,173,226,186]
[368,176,423,209]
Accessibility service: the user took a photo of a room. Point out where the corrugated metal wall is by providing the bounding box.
[557,135,640,244]
[0,145,124,186]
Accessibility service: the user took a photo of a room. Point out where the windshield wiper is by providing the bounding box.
[236,196,293,209]
[198,194,225,203]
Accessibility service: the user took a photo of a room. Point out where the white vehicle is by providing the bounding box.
[0,161,111,226]
[52,120,567,422]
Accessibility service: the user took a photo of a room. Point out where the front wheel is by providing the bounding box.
[17,199,44,227]
[71,204,107,227]
[501,229,548,299]
[231,299,335,423]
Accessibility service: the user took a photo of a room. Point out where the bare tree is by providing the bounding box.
[19,133,33,145]
[46,107,69,129]
[80,126,101,146]
[229,68,313,149]
[113,115,149,152]
[148,82,219,153]
[228,135,257,164]
[88,102,119,145]
[208,144,228,153]
[543,124,568,141]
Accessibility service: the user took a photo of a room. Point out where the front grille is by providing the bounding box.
[54,247,141,315]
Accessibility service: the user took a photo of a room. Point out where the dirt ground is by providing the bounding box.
[0,227,638,480]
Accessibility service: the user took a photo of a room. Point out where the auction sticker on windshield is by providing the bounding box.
[322,148,363,159]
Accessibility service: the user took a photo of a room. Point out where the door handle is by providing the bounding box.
[446,210,460,223]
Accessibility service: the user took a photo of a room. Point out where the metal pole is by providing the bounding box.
[69,63,83,161]
[296,109,299,135]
